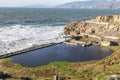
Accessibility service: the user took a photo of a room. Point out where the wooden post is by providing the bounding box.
[54,75,59,80]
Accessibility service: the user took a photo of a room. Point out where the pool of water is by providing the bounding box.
[11,43,113,67]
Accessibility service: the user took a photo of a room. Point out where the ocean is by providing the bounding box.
[0,8,120,54]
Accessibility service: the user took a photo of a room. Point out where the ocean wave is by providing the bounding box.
[0,25,65,55]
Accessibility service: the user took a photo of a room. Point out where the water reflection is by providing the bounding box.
[11,44,113,67]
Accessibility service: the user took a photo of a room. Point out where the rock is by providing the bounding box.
[93,41,100,46]
[64,15,120,46]
[64,15,120,37]
[71,36,82,40]
[110,41,119,46]
[95,15,120,23]
[105,75,120,80]
[100,41,111,47]
[83,35,89,38]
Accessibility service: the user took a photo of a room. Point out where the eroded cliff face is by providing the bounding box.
[95,15,120,23]
[64,15,120,38]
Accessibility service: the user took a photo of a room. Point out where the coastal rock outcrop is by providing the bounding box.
[64,15,120,46]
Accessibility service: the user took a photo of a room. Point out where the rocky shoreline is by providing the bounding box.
[1,15,120,58]
[64,15,120,47]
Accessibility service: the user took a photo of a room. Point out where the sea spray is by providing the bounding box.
[0,25,65,55]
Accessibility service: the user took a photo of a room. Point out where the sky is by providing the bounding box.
[0,0,87,7]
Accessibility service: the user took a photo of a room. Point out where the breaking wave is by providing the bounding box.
[0,25,65,55]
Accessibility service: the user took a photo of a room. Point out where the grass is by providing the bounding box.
[0,46,120,80]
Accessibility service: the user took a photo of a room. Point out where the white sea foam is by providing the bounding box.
[0,25,65,55]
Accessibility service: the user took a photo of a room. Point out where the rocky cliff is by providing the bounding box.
[64,15,120,39]
[64,15,120,46]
